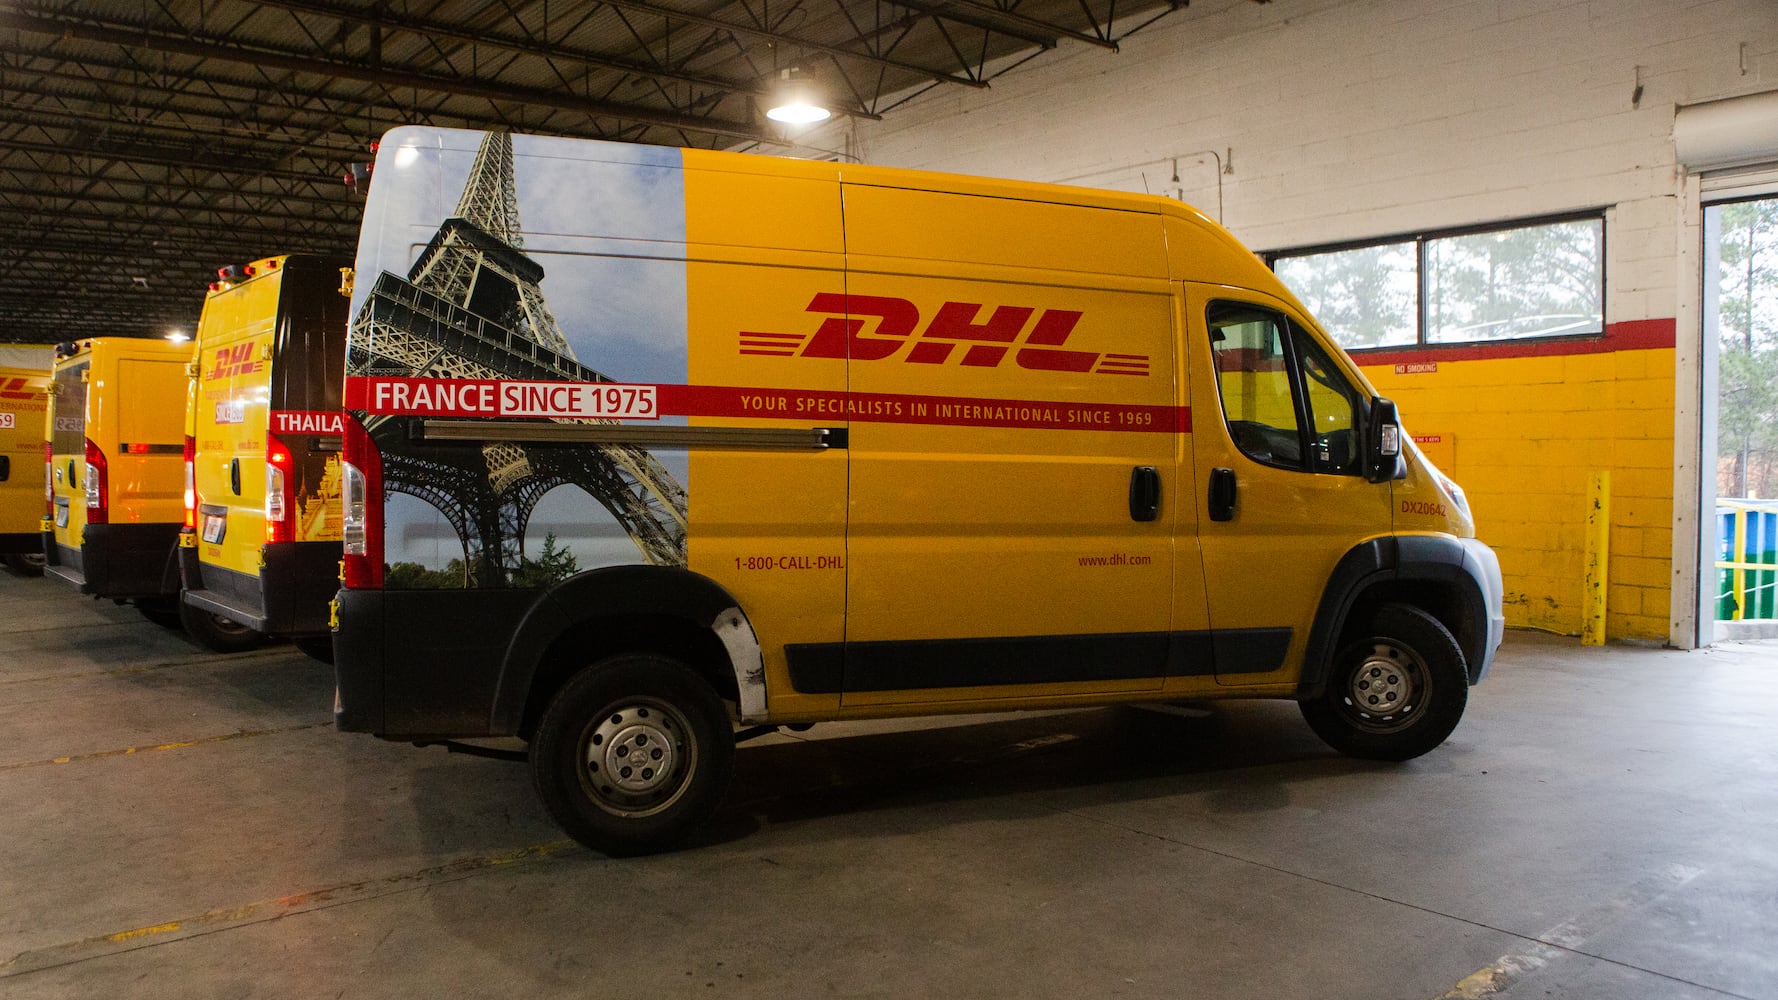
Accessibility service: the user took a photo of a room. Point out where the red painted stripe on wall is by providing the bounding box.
[1351,318,1677,368]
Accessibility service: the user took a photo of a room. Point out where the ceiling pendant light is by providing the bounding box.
[766,68,831,125]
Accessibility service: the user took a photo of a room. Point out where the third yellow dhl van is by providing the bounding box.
[0,344,54,575]
[44,337,191,623]
[179,254,352,655]
[332,127,1504,854]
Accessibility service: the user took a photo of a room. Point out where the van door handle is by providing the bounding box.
[1128,466,1160,522]
[230,458,241,496]
[1208,467,1237,522]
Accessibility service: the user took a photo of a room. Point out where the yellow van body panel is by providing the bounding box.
[190,265,282,575]
[0,346,53,539]
[683,160,849,720]
[48,338,191,547]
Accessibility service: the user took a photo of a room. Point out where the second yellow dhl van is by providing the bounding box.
[44,338,191,623]
[332,127,1504,855]
[0,344,54,575]
[179,254,352,655]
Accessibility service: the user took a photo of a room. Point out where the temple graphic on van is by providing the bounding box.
[345,132,688,583]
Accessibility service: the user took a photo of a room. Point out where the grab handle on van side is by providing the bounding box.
[1208,468,1236,522]
[1128,466,1160,522]
[1365,397,1407,484]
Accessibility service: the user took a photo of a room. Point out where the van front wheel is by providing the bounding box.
[1301,604,1468,762]
[530,654,734,856]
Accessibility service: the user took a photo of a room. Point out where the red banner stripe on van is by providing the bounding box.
[345,376,1189,434]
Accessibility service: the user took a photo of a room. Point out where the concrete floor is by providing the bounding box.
[1,568,1774,1000]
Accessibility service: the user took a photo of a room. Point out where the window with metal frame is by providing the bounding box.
[1269,215,1605,351]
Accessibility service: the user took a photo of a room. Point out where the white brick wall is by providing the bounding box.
[810,0,1778,326]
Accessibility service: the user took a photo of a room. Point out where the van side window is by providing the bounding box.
[1292,327,1362,475]
[1207,301,1361,475]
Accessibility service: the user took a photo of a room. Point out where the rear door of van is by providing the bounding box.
[47,352,89,561]
[833,184,1205,707]
[192,284,275,574]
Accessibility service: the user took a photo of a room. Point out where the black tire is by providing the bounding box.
[3,552,44,576]
[136,598,183,629]
[529,654,734,856]
[293,635,335,664]
[179,598,266,653]
[1300,603,1468,762]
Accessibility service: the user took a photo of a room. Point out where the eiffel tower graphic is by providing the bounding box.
[347,132,688,584]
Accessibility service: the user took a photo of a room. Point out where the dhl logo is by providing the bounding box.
[0,377,39,401]
[740,294,1150,377]
[206,343,264,381]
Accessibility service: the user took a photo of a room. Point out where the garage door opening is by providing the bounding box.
[1707,195,1778,636]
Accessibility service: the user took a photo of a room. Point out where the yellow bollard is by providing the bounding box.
[1582,470,1610,646]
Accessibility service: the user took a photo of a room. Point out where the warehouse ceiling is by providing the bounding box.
[0,0,1184,344]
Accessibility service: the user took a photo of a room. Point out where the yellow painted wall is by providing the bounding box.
[1360,333,1674,642]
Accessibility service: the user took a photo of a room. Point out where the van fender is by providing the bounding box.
[1298,535,1494,697]
[490,565,766,733]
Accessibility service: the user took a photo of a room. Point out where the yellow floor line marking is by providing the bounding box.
[1434,863,1706,999]
[0,721,333,772]
[0,647,296,687]
[0,840,580,977]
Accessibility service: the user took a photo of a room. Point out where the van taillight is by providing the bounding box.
[43,441,53,516]
[265,434,293,543]
[340,416,382,588]
[182,435,196,531]
[83,438,108,524]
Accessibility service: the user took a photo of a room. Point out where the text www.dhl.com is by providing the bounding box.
[1077,553,1154,567]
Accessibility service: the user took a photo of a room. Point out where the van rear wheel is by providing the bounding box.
[1301,603,1467,761]
[2,552,44,576]
[179,599,265,653]
[529,654,734,856]
[136,598,183,629]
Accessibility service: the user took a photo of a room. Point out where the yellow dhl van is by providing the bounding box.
[333,127,1505,854]
[179,254,352,654]
[44,337,192,623]
[0,344,54,575]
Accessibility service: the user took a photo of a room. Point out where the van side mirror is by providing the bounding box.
[1365,396,1406,484]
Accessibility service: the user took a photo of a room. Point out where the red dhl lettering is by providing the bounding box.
[0,377,40,401]
[739,294,1149,377]
[206,343,264,380]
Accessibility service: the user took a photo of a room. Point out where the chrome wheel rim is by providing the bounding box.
[1337,640,1429,734]
[578,698,694,818]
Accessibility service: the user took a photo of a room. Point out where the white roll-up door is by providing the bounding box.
[1676,90,1778,179]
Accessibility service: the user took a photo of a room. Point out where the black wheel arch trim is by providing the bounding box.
[489,565,761,735]
[1298,535,1492,699]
